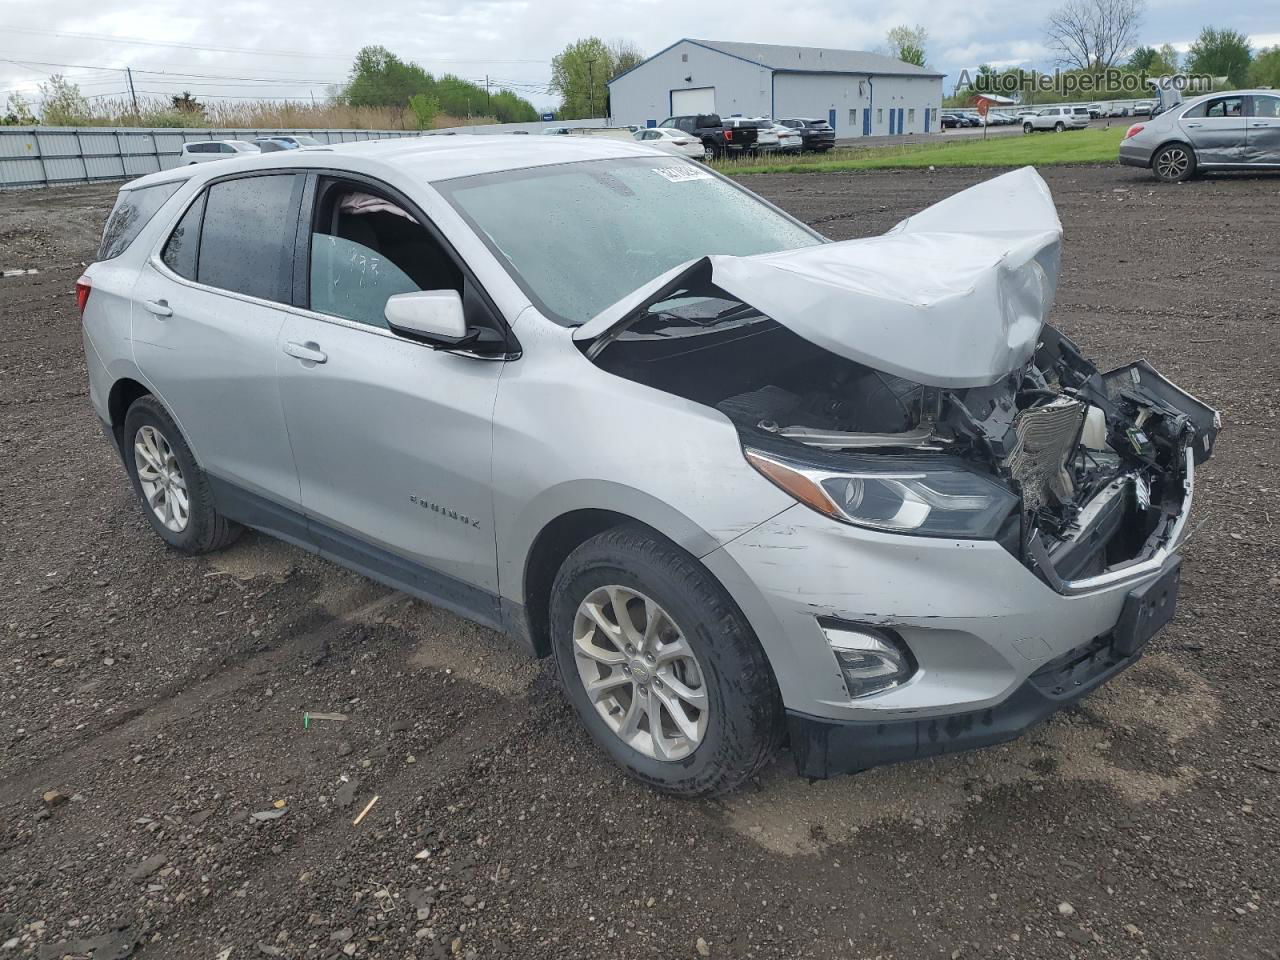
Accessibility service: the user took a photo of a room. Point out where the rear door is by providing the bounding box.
[131,172,303,511]
[1245,94,1280,165]
[1180,95,1247,164]
[275,174,508,617]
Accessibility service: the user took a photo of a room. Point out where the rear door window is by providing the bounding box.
[196,174,302,303]
[98,181,182,261]
[1249,96,1280,118]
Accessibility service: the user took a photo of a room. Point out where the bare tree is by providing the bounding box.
[607,39,645,80]
[1045,0,1144,72]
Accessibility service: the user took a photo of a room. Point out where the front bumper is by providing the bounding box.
[787,628,1145,777]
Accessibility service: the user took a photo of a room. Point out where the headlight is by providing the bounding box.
[745,447,1019,538]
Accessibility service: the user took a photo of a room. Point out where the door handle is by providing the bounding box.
[1250,121,1270,127]
[283,341,327,364]
[143,298,172,317]
[1183,122,1202,128]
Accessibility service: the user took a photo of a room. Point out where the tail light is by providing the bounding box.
[75,275,92,316]
[1124,123,1145,139]
[724,129,734,142]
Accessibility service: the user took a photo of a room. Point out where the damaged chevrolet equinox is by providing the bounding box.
[80,137,1219,795]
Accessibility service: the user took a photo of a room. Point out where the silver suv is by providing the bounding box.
[79,139,1218,795]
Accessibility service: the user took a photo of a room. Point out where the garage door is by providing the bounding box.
[671,87,715,116]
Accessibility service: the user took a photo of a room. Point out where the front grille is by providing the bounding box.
[1002,397,1085,513]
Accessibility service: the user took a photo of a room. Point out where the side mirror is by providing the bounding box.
[385,290,474,348]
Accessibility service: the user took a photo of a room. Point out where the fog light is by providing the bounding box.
[820,620,917,698]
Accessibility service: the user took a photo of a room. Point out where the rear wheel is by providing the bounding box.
[549,524,783,796]
[1152,143,1196,182]
[122,396,242,554]
[1023,122,1034,134]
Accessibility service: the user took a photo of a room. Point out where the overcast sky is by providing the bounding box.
[2,0,1277,113]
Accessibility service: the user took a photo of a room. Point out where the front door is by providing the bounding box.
[132,172,304,508]
[1246,94,1280,165]
[1180,94,1247,164]
[276,176,506,620]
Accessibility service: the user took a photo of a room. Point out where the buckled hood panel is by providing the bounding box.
[575,166,1063,389]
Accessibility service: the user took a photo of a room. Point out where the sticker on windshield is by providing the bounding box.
[652,165,713,183]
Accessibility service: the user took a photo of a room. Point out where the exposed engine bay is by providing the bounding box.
[589,283,1219,588]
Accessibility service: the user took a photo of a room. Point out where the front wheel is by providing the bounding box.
[1054,121,1065,132]
[1152,143,1196,182]
[550,525,783,796]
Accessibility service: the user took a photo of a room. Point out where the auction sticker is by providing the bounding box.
[653,165,713,182]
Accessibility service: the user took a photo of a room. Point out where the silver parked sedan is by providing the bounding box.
[78,139,1218,795]
[1119,89,1280,181]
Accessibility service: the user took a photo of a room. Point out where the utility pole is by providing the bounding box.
[585,58,597,117]
[125,67,139,114]
[485,74,491,114]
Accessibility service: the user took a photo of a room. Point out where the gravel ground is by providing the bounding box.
[1,165,1277,960]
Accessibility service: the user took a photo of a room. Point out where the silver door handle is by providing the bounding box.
[1250,121,1270,127]
[143,299,172,317]
[283,341,327,364]
[1184,122,1201,128]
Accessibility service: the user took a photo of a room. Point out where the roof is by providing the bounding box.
[611,38,944,84]
[123,134,666,191]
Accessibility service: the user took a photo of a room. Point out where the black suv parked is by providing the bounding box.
[661,114,759,156]
[778,118,836,151]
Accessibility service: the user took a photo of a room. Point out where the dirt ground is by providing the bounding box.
[1,164,1277,960]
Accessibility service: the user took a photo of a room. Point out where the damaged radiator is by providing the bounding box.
[1001,397,1085,512]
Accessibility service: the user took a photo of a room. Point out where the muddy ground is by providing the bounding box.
[1,165,1277,960]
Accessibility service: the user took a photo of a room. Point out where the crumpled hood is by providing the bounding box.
[576,166,1063,388]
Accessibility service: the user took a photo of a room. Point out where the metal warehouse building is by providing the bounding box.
[608,38,945,139]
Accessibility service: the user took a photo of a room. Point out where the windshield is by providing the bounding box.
[437,157,822,326]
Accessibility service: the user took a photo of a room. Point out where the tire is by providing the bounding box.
[549,524,784,796]
[1054,121,1065,132]
[1023,122,1034,134]
[122,395,242,554]
[1151,143,1196,183]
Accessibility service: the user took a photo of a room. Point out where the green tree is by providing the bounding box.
[886,24,929,67]
[1250,46,1280,88]
[38,74,90,125]
[1157,43,1181,72]
[409,92,440,129]
[171,91,204,115]
[1187,27,1252,86]
[3,92,37,125]
[1127,45,1158,70]
[345,45,433,108]
[551,37,611,119]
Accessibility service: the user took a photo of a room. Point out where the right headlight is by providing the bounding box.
[744,447,1019,539]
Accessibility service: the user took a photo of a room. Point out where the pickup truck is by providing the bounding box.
[661,114,758,156]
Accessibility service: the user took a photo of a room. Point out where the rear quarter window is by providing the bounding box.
[98,182,182,261]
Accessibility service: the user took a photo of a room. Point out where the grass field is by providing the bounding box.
[719,126,1129,174]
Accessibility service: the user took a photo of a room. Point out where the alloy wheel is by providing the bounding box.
[572,585,708,761]
[133,425,189,532]
[1155,147,1190,180]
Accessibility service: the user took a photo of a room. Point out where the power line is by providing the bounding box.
[2,26,550,64]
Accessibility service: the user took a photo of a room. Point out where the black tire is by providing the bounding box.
[1151,143,1196,183]
[549,524,784,796]
[1054,121,1065,132]
[122,395,242,554]
[1023,122,1034,134]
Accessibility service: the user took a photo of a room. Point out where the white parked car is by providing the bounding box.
[752,119,803,152]
[633,127,709,160]
[724,117,779,150]
[1023,106,1091,133]
[179,140,260,164]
